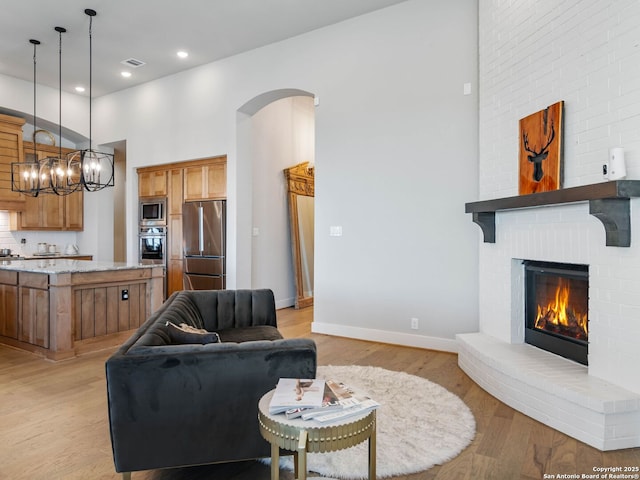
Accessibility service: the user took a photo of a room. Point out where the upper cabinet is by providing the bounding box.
[0,114,26,211]
[9,142,84,231]
[183,158,226,201]
[138,156,227,204]
[138,170,167,198]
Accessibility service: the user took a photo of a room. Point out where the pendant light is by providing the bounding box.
[11,39,43,197]
[67,8,114,192]
[39,26,82,196]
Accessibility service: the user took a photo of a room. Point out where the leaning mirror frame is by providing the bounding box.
[283,162,314,309]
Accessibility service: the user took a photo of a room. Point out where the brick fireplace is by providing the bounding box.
[458,196,640,450]
[472,0,640,453]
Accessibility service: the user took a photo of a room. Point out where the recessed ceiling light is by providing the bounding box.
[121,71,132,78]
[75,86,85,93]
[177,51,189,59]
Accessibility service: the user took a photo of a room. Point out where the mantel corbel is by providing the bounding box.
[588,198,630,247]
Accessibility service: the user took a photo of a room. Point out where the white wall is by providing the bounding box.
[1,0,479,348]
[250,96,315,307]
[0,75,88,140]
[312,0,479,348]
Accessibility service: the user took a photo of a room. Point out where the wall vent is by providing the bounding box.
[121,58,146,68]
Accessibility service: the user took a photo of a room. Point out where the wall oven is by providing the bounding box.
[139,198,166,226]
[139,226,166,265]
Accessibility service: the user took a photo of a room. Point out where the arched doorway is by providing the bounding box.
[236,89,315,308]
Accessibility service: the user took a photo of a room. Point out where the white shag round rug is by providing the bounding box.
[273,365,476,480]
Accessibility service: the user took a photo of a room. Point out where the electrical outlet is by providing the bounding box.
[121,289,129,301]
[411,317,419,330]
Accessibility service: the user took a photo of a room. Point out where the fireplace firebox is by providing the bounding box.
[524,260,589,365]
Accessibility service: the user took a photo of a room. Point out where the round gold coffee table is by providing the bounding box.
[258,390,376,480]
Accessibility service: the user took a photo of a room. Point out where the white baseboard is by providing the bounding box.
[311,321,458,353]
[275,297,295,310]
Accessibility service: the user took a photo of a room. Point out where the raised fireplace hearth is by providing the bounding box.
[523,260,588,365]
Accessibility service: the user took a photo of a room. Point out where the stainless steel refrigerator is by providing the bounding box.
[182,200,226,290]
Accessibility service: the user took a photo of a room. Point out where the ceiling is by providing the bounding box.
[0,0,409,98]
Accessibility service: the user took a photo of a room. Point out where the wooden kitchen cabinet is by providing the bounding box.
[0,114,26,211]
[0,271,18,340]
[139,170,167,198]
[65,184,84,230]
[166,215,184,296]
[0,270,49,348]
[183,159,226,201]
[168,168,183,215]
[166,169,184,296]
[9,142,84,231]
[166,259,184,296]
[18,272,49,348]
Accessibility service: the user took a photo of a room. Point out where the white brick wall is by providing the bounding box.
[467,0,640,450]
[479,0,640,199]
[478,0,640,393]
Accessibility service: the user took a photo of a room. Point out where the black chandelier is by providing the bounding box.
[10,39,43,197]
[67,9,114,193]
[11,8,114,197]
[39,26,83,196]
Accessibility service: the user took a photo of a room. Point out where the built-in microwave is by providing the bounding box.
[139,198,166,225]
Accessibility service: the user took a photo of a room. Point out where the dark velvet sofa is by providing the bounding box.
[105,289,317,479]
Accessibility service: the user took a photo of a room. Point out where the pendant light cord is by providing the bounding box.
[30,39,40,158]
[33,42,37,135]
[88,13,93,151]
[57,28,64,159]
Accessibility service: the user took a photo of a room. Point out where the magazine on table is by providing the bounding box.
[285,380,344,419]
[285,379,380,422]
[313,397,380,423]
[268,378,325,414]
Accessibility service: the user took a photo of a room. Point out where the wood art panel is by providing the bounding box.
[518,101,564,195]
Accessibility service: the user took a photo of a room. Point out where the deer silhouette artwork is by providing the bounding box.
[522,118,555,182]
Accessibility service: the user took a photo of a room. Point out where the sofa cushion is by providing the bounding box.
[162,294,205,329]
[167,322,220,345]
[215,325,282,343]
[131,293,205,348]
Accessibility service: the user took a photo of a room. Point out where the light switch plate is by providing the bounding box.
[329,225,343,236]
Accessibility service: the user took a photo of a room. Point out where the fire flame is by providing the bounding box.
[534,279,588,339]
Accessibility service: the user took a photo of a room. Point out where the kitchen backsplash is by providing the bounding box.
[0,212,79,255]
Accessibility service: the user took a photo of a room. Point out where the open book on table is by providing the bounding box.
[268,378,325,415]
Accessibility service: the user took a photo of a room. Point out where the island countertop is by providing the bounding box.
[0,258,159,275]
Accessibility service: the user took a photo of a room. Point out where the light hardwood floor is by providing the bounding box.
[0,306,638,480]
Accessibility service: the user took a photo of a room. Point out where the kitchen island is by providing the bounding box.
[0,259,164,360]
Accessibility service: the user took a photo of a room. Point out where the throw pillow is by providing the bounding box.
[166,322,220,344]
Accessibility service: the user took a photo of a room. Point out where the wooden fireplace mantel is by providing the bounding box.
[465,180,640,247]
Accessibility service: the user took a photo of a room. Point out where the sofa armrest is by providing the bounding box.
[105,338,316,473]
